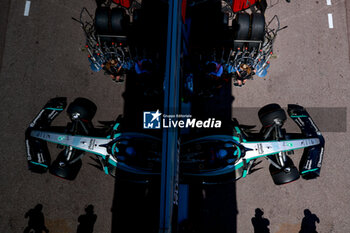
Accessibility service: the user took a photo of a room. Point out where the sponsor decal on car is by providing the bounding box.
[317,147,324,168]
[29,109,45,128]
[25,139,32,161]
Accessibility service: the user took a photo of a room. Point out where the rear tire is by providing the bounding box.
[234,13,250,50]
[95,7,110,35]
[67,98,97,121]
[269,156,300,185]
[111,8,129,35]
[249,13,265,49]
[258,103,286,127]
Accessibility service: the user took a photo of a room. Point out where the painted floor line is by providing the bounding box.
[326,0,332,6]
[328,13,333,28]
[24,1,31,16]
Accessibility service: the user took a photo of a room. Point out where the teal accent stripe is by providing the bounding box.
[111,144,116,154]
[291,115,308,118]
[111,143,119,155]
[236,146,241,159]
[301,168,319,174]
[114,133,121,139]
[113,123,120,130]
[232,136,240,142]
[104,166,109,175]
[234,127,241,134]
[45,107,63,111]
[234,162,243,170]
[234,127,247,142]
[30,161,48,168]
[108,159,117,166]
[242,170,247,178]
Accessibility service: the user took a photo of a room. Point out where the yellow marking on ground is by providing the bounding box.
[275,223,301,233]
[45,219,73,233]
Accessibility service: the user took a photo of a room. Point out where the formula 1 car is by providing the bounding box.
[25,98,324,185]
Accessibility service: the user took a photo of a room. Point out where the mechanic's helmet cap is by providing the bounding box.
[217,149,228,159]
[110,59,117,65]
[125,146,136,156]
[240,64,251,74]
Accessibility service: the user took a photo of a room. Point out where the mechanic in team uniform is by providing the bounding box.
[103,59,125,82]
[234,63,256,86]
[89,55,130,82]
[225,62,256,87]
[205,61,257,89]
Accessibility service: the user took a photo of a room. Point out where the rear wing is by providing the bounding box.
[112,0,131,8]
[288,104,325,180]
[25,98,67,173]
[232,0,267,13]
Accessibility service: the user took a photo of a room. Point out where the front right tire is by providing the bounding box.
[258,103,287,127]
[49,151,82,180]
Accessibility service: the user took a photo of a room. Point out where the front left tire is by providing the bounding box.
[269,156,300,185]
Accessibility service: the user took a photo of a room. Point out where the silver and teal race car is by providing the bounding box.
[25,97,324,185]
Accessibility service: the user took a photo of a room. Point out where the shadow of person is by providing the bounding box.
[77,205,97,233]
[299,209,320,233]
[23,204,49,233]
[251,208,270,233]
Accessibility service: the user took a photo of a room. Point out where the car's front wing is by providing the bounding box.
[288,104,325,180]
[25,97,67,173]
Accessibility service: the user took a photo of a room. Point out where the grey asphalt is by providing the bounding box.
[0,1,350,233]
